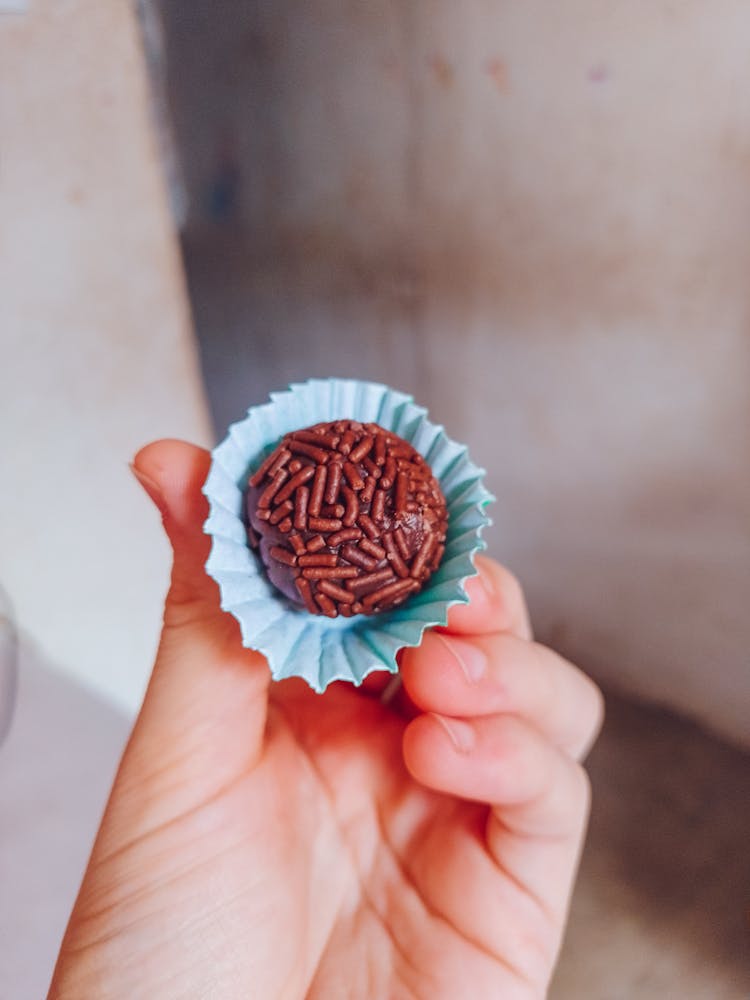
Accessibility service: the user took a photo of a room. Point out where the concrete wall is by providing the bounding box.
[163,1,750,746]
[1,0,211,713]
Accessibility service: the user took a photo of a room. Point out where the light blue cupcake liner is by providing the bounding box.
[203,379,493,692]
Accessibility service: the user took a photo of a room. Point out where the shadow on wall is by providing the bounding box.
[553,692,750,998]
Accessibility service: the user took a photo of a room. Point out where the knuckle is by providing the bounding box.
[492,712,527,751]
[513,921,560,988]
[162,574,214,632]
[166,574,197,610]
[489,715,540,790]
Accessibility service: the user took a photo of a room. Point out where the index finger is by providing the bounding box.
[440,555,532,640]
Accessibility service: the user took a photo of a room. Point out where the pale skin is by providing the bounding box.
[50,440,604,1000]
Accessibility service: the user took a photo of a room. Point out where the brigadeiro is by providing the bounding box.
[245,420,449,617]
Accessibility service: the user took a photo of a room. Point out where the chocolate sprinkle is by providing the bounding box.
[258,468,288,508]
[246,420,448,616]
[269,499,293,525]
[393,526,410,560]
[346,568,397,594]
[328,527,362,546]
[269,545,297,567]
[359,537,386,561]
[324,462,342,505]
[340,543,379,572]
[309,464,326,517]
[306,534,326,553]
[295,576,318,614]
[298,553,338,567]
[289,534,306,556]
[293,485,309,531]
[343,461,365,490]
[315,592,338,617]
[382,532,409,578]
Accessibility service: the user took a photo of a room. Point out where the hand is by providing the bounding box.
[50,440,603,1000]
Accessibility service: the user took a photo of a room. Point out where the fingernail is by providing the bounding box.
[432,713,475,753]
[435,633,486,684]
[129,463,166,513]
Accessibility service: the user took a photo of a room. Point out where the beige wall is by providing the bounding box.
[166,1,750,746]
[1,1,211,712]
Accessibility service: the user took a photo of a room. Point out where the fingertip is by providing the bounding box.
[442,555,532,640]
[402,713,433,779]
[133,438,211,490]
[402,712,456,783]
[132,440,212,532]
[399,631,470,713]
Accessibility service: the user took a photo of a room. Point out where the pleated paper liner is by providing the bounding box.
[203,379,493,692]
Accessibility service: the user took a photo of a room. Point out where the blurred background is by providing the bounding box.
[1,1,748,997]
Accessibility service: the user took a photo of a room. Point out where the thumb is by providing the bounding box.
[127,439,270,788]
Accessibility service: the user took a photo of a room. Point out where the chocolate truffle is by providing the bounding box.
[246,420,448,617]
